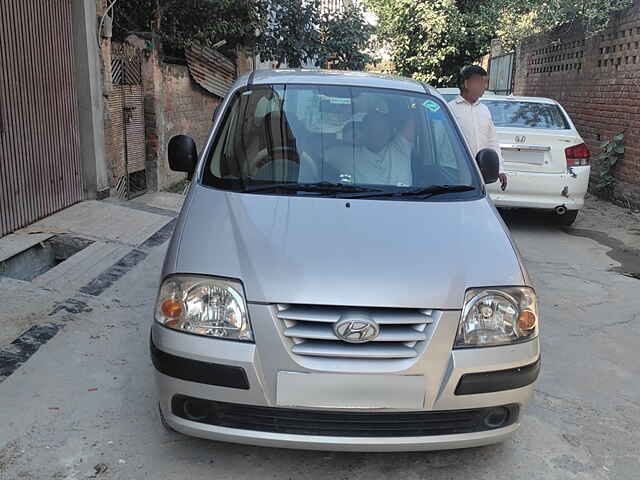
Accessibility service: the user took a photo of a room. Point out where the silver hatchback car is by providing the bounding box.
[152,70,540,452]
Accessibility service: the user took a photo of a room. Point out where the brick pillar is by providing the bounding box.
[142,48,163,192]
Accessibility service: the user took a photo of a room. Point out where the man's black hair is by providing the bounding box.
[459,65,488,90]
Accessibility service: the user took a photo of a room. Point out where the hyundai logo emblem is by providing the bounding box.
[333,314,380,344]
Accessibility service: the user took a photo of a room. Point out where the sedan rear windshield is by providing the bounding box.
[482,100,570,130]
[202,84,482,200]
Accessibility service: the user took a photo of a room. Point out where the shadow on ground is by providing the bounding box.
[498,208,563,230]
[499,208,640,279]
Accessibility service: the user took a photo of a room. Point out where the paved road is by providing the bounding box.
[1,204,639,479]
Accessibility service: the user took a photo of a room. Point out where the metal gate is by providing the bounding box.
[108,44,146,199]
[0,0,83,237]
[489,53,515,95]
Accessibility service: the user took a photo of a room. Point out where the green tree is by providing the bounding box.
[318,5,374,71]
[496,0,632,49]
[365,0,495,86]
[112,0,266,57]
[256,0,321,68]
[366,0,633,86]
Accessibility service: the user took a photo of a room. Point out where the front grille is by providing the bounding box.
[276,305,436,359]
[172,396,519,437]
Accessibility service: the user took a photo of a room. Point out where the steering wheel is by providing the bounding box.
[249,146,300,179]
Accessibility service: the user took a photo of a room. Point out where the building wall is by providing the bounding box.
[236,49,255,76]
[321,0,352,15]
[513,0,640,203]
[101,40,223,194]
[97,15,233,196]
[72,0,110,199]
[143,54,221,191]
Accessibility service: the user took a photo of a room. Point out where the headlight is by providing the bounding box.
[455,287,538,348]
[154,275,253,341]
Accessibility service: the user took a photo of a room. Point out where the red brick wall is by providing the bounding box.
[105,8,244,200]
[102,37,234,194]
[514,1,640,203]
[157,61,220,190]
[142,52,221,191]
[236,49,255,76]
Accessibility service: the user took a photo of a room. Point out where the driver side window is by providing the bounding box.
[426,111,471,185]
[210,87,289,180]
[210,97,240,178]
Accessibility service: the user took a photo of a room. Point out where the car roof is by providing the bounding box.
[238,69,431,94]
[481,95,558,105]
[437,88,557,104]
[437,87,496,96]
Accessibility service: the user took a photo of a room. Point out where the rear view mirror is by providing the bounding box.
[476,148,499,184]
[168,135,198,176]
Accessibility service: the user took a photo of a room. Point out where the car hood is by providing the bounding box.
[170,187,525,309]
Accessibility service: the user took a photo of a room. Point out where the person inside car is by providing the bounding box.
[327,109,414,187]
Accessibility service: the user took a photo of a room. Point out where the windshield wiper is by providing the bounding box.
[341,184,476,199]
[243,182,383,195]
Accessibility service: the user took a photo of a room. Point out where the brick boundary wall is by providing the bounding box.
[513,0,640,206]
[100,36,224,194]
[142,52,221,191]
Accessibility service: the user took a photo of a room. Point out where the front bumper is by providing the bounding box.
[488,166,590,211]
[151,306,540,451]
[163,399,521,452]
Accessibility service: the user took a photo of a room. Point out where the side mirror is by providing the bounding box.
[168,135,197,176]
[212,105,220,122]
[476,148,499,184]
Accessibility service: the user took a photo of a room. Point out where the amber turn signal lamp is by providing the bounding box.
[517,310,536,330]
[161,299,183,319]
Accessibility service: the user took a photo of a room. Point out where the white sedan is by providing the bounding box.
[439,91,590,226]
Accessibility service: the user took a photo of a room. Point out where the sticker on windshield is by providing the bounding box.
[328,97,351,105]
[423,100,441,112]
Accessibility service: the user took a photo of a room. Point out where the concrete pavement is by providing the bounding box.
[0,195,639,479]
[0,198,176,351]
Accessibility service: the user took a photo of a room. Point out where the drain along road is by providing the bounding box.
[1,196,639,479]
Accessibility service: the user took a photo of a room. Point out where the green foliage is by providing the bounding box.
[366,0,633,85]
[596,132,625,197]
[255,0,322,68]
[112,0,266,57]
[255,0,373,70]
[318,5,374,71]
[365,0,494,86]
[496,0,633,50]
[113,0,374,69]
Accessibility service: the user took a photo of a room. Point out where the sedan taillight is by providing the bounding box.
[566,143,590,167]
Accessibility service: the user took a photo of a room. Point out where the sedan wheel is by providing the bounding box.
[554,209,579,227]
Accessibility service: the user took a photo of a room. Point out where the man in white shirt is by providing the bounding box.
[327,111,413,187]
[448,66,507,190]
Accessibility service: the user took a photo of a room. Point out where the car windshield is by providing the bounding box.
[481,100,571,129]
[202,84,481,199]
